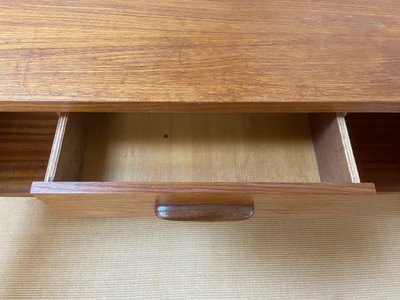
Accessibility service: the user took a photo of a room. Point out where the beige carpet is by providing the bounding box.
[1,196,400,299]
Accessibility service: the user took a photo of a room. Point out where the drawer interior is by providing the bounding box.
[0,113,58,194]
[45,113,360,184]
[346,113,400,192]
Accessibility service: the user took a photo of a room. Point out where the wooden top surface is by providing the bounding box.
[0,0,400,112]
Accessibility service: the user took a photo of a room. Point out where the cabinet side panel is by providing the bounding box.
[0,113,58,195]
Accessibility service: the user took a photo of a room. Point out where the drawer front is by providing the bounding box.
[31,182,375,218]
[31,112,377,219]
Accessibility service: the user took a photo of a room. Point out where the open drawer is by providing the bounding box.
[0,113,58,195]
[30,113,375,219]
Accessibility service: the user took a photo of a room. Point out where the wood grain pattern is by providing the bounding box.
[0,113,58,195]
[310,114,360,183]
[44,113,68,182]
[346,113,400,192]
[79,113,320,183]
[31,182,376,217]
[35,112,375,217]
[31,182,375,195]
[1,1,400,112]
[155,203,254,221]
[46,113,93,181]
[35,194,377,217]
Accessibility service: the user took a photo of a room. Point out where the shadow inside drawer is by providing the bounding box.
[346,113,400,192]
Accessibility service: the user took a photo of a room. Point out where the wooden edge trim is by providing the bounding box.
[1,100,400,113]
[0,192,33,197]
[44,113,68,182]
[336,114,361,183]
[31,182,376,195]
[377,188,400,194]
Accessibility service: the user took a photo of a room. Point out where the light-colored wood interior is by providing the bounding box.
[46,113,92,182]
[81,114,320,182]
[37,112,367,217]
[309,114,360,184]
[47,113,359,184]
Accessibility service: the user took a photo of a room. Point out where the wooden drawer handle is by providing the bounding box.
[155,202,254,221]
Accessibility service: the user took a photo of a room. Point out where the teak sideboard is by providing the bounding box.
[0,1,399,220]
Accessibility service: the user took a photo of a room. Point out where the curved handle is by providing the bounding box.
[155,202,254,221]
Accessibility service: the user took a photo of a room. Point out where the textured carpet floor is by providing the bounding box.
[1,196,400,299]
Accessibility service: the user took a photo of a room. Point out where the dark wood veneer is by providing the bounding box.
[0,113,58,195]
[346,113,400,192]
